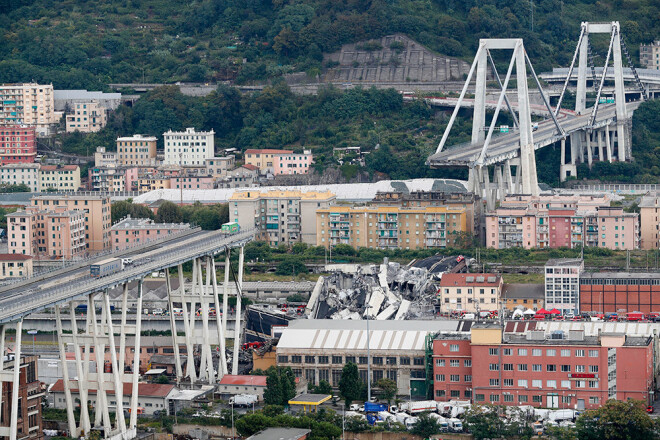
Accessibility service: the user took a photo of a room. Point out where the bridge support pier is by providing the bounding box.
[0,320,24,440]
[56,284,142,440]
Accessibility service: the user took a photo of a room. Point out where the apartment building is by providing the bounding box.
[486,195,638,250]
[316,205,467,250]
[0,356,44,440]
[170,175,214,190]
[640,41,660,70]
[137,175,171,192]
[116,135,157,166]
[38,165,81,192]
[65,100,107,133]
[433,325,654,410]
[0,254,33,279]
[111,216,190,251]
[0,163,40,191]
[94,146,118,167]
[545,258,584,315]
[218,164,259,188]
[0,125,36,164]
[637,194,660,249]
[31,194,112,252]
[0,83,56,134]
[205,156,235,177]
[90,166,138,192]
[437,273,503,314]
[163,127,215,166]
[501,283,545,311]
[230,190,336,245]
[244,149,313,175]
[7,207,86,259]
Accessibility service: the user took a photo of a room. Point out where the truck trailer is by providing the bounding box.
[90,258,123,278]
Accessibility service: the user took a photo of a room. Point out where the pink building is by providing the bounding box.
[111,216,191,251]
[169,175,215,189]
[0,125,36,165]
[273,150,313,176]
[486,195,639,250]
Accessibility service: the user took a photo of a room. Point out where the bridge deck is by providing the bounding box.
[0,229,254,324]
[427,102,639,167]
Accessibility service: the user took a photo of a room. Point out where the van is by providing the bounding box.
[461,313,475,320]
[171,308,183,316]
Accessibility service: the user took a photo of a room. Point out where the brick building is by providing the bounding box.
[579,272,660,314]
[0,355,44,440]
[433,324,654,411]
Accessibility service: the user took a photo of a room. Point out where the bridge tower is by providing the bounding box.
[434,38,561,209]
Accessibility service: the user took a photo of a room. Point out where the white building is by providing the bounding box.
[545,258,584,315]
[94,146,118,167]
[65,100,107,133]
[163,127,215,166]
[0,163,40,191]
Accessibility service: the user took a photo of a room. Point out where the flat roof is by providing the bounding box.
[502,283,545,299]
[581,272,660,280]
[247,428,311,440]
[219,375,267,387]
[289,394,331,405]
[546,258,583,266]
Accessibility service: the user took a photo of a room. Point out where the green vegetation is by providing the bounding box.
[263,366,297,407]
[110,199,228,229]
[110,199,155,223]
[0,206,17,231]
[338,362,362,406]
[464,405,533,440]
[0,183,30,193]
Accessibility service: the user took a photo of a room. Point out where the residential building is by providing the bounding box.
[137,175,171,192]
[218,164,259,188]
[316,205,468,250]
[90,166,138,192]
[433,324,654,410]
[639,194,660,249]
[231,190,336,245]
[51,380,175,416]
[216,375,269,401]
[94,146,118,168]
[0,254,33,279]
[7,207,86,259]
[579,272,660,314]
[0,83,56,134]
[437,273,503,314]
[65,100,107,133]
[0,125,36,164]
[0,163,40,191]
[545,258,584,315]
[38,165,81,192]
[111,216,190,251]
[501,284,545,311]
[170,175,215,190]
[163,127,215,166]
[54,90,122,113]
[640,41,660,70]
[277,319,460,396]
[244,149,313,175]
[31,194,112,252]
[485,195,638,250]
[371,191,482,237]
[0,356,44,440]
[205,156,235,177]
[116,135,157,166]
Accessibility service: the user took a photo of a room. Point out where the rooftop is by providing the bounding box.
[111,216,190,231]
[219,375,267,387]
[40,165,78,172]
[502,283,545,300]
[0,254,33,261]
[245,149,294,155]
[247,428,311,440]
[439,273,501,287]
[289,393,331,405]
[117,135,157,141]
[51,380,175,397]
[580,272,660,280]
[230,190,336,201]
[545,258,584,267]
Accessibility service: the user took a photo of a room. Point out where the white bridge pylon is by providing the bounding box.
[435,38,563,209]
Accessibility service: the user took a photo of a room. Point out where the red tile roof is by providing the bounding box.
[0,254,33,261]
[438,273,502,287]
[241,164,258,171]
[244,149,293,155]
[219,375,267,387]
[40,165,78,171]
[51,379,174,398]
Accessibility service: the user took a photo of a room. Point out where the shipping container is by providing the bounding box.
[90,258,123,278]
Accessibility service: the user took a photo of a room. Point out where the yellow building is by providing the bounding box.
[65,100,107,133]
[501,283,545,312]
[116,134,157,166]
[137,176,171,192]
[0,254,33,279]
[38,165,81,192]
[0,83,56,134]
[316,205,467,249]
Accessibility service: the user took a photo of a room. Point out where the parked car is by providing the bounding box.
[647,405,654,414]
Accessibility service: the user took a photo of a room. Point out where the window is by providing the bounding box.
[450,360,460,367]
[518,348,528,356]
[490,394,500,402]
[436,359,445,367]
[358,356,368,365]
[413,357,425,366]
[489,379,500,386]
[386,357,397,365]
[476,394,485,402]
[561,349,571,357]
[561,365,571,372]
[318,356,329,364]
[278,355,289,363]
[436,374,445,382]
[489,363,500,371]
[575,365,585,373]
[575,380,585,388]
[518,394,528,403]
[305,355,315,364]
[400,357,410,365]
[518,379,528,387]
[533,395,543,403]
[503,348,512,356]
[589,365,599,373]
[372,356,383,365]
[532,349,542,356]
[332,356,343,364]
[546,349,556,357]
[532,364,542,372]
[561,380,571,389]
[465,375,472,382]
[291,355,302,363]
[589,381,599,388]
[503,363,513,371]
[503,394,514,402]
[589,350,599,358]
[436,390,446,398]
[346,356,356,364]
[532,379,542,388]
[547,364,557,372]
[489,348,499,356]
[503,379,513,387]
[450,344,459,352]
[518,364,528,371]
[451,390,461,398]
[547,380,557,388]
[450,375,460,382]
[464,359,472,367]
[575,349,585,357]
[589,397,599,404]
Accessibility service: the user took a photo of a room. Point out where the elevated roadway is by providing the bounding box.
[0,229,254,324]
[427,101,640,168]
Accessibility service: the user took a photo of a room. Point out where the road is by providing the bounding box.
[0,229,254,324]
[428,101,640,167]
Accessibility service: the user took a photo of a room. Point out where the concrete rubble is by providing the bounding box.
[306,256,466,321]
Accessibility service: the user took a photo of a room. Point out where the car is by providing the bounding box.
[121,258,133,265]
[647,406,654,414]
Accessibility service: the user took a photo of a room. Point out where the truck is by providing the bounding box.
[448,418,463,432]
[428,413,449,432]
[221,222,240,234]
[364,402,388,413]
[90,258,123,278]
[228,394,258,407]
[395,400,438,414]
[626,311,645,321]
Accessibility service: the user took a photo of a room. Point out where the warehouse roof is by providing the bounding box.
[502,283,545,300]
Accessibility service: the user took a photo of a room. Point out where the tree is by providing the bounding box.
[156,201,183,223]
[235,413,274,437]
[263,366,297,406]
[111,200,154,224]
[275,256,308,276]
[575,399,658,440]
[375,378,397,405]
[463,404,506,440]
[312,380,332,395]
[338,362,362,406]
[410,412,440,437]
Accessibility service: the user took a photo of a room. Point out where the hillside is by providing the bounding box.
[1,0,658,89]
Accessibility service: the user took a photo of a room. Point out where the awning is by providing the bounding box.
[549,308,561,315]
[144,369,167,375]
[536,308,550,314]
[523,309,536,315]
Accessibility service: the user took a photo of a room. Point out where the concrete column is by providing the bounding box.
[104,290,126,433]
[90,294,111,431]
[129,280,143,430]
[597,129,604,161]
[179,263,196,383]
[222,251,230,352]
[472,47,488,145]
[560,138,567,182]
[0,326,4,428]
[70,303,91,434]
[605,127,613,162]
[212,256,228,379]
[165,269,183,383]
[586,132,593,168]
[199,258,212,383]
[232,246,245,375]
[55,306,77,438]
[515,42,538,196]
[9,320,22,440]
[118,283,129,375]
[612,25,628,161]
[575,25,589,114]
